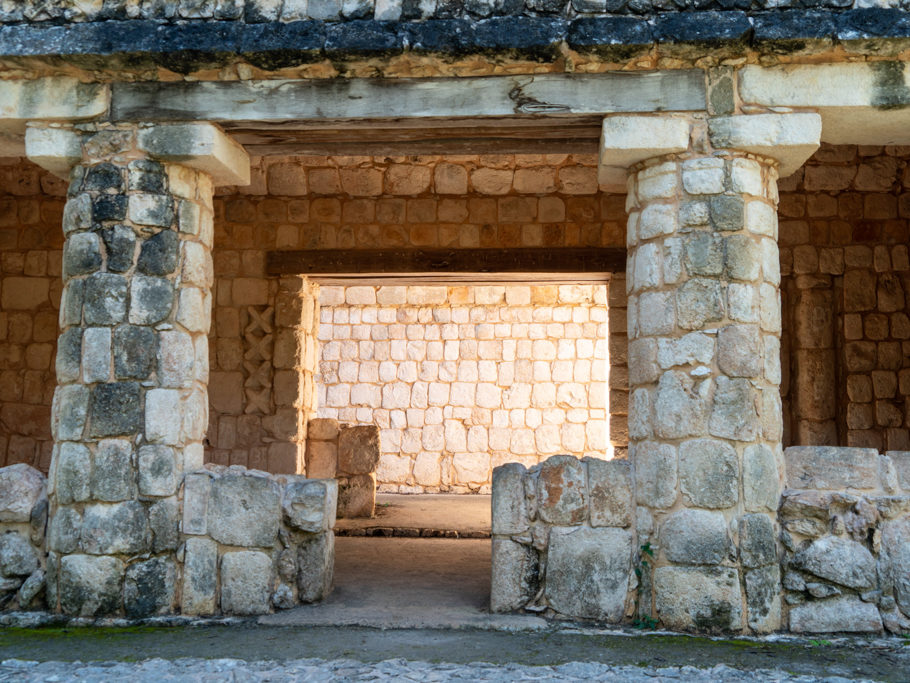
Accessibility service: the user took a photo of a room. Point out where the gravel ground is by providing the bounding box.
[0,658,869,682]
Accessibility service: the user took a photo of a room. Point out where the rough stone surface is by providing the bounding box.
[0,465,46,523]
[792,536,876,590]
[207,473,281,547]
[337,426,381,475]
[182,536,218,616]
[786,447,880,490]
[0,533,38,577]
[654,566,743,632]
[586,458,632,528]
[745,564,781,634]
[789,595,883,633]
[662,509,732,566]
[80,501,151,555]
[490,538,539,613]
[123,557,176,618]
[679,439,738,509]
[491,463,529,536]
[283,478,337,533]
[58,554,124,617]
[338,474,375,518]
[297,532,334,603]
[221,551,273,616]
[537,455,587,526]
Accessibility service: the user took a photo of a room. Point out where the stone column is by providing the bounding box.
[26,122,249,617]
[600,113,820,633]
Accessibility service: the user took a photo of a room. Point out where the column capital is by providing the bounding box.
[25,121,250,186]
[598,115,692,192]
[707,113,821,177]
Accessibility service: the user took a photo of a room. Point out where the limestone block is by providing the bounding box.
[586,458,632,528]
[90,382,141,438]
[545,526,632,621]
[679,439,739,509]
[138,123,250,186]
[138,445,178,497]
[880,518,910,616]
[308,418,340,441]
[297,532,334,603]
[492,463,529,536]
[207,472,280,547]
[47,506,81,555]
[654,566,743,632]
[655,372,710,440]
[306,441,337,479]
[537,455,587,526]
[123,557,176,618]
[23,125,84,179]
[81,501,151,555]
[633,441,678,509]
[0,464,46,523]
[716,325,762,378]
[656,333,714,370]
[59,554,124,617]
[789,596,883,633]
[338,425,381,475]
[490,539,539,613]
[283,478,338,533]
[785,446,880,490]
[662,509,733,566]
[149,497,179,553]
[739,514,777,569]
[338,474,375,518]
[453,452,491,485]
[221,551,273,616]
[91,439,134,502]
[54,442,91,505]
[0,533,38,577]
[745,564,782,634]
[792,536,876,590]
[709,377,759,441]
[708,113,821,176]
[182,536,218,616]
[599,116,690,170]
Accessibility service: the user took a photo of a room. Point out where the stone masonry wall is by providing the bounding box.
[316,283,611,493]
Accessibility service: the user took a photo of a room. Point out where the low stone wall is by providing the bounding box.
[781,446,910,634]
[0,464,47,610]
[490,454,634,621]
[305,419,378,518]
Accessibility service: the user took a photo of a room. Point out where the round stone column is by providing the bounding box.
[26,122,249,617]
[601,113,820,633]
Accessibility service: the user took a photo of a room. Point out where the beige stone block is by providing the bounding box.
[434,164,468,195]
[267,162,307,196]
[345,286,376,305]
[306,441,337,479]
[386,164,431,195]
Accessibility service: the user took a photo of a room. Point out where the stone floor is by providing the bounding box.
[335,493,491,537]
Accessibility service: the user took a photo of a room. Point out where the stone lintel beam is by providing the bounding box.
[25,122,250,186]
[707,113,821,177]
[598,115,692,192]
[0,78,110,137]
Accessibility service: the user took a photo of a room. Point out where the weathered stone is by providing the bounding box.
[297,532,334,603]
[683,232,724,277]
[149,497,179,553]
[17,569,45,608]
[59,554,123,617]
[655,372,710,439]
[83,273,127,325]
[137,230,179,276]
[308,418,339,441]
[56,328,83,383]
[807,582,841,599]
[545,526,632,622]
[144,389,181,444]
[492,463,529,536]
[84,162,123,192]
[283,477,337,533]
[633,441,677,509]
[54,442,91,504]
[81,326,112,384]
[724,234,761,282]
[676,278,724,329]
[91,439,134,502]
[785,446,880,490]
[63,232,102,278]
[221,550,272,616]
[793,536,876,590]
[709,376,759,441]
[586,458,632,528]
[490,539,538,613]
[182,536,217,616]
[305,442,336,479]
[789,595,883,633]
[743,444,781,513]
[0,464,46,523]
[90,382,141,437]
[129,276,174,325]
[654,566,743,632]
[124,557,176,618]
[337,425,381,475]
[100,225,137,273]
[0,532,37,577]
[338,474,375,518]
[208,473,280,547]
[679,439,738,509]
[47,506,81,554]
[92,194,128,223]
[129,193,175,227]
[879,518,910,616]
[80,501,151,555]
[656,332,714,369]
[113,325,157,379]
[137,445,177,497]
[128,159,167,194]
[662,509,732,566]
[717,324,762,378]
[62,193,92,234]
[739,514,777,568]
[182,472,211,536]
[745,564,781,633]
[272,583,296,610]
[537,455,587,526]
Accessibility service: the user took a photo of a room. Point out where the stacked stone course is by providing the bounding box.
[317,283,611,492]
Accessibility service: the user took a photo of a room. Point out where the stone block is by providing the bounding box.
[785,446,880,490]
[89,382,141,437]
[63,232,102,278]
[545,526,632,622]
[679,439,738,509]
[490,539,539,613]
[306,441,337,479]
[83,273,127,325]
[283,477,338,533]
[707,113,821,176]
[586,458,632,528]
[91,439,134,502]
[337,425,380,475]
[338,474,375,518]
[600,116,690,170]
[492,463,529,536]
[0,464,46,523]
[129,276,174,325]
[208,472,280,547]
[81,501,151,555]
[54,442,91,504]
[633,441,678,509]
[0,532,38,577]
[221,550,273,616]
[789,596,883,633]
[182,472,211,536]
[138,445,178,497]
[709,376,759,441]
[297,532,334,603]
[744,444,781,513]
[792,536,876,590]
[745,564,782,633]
[149,497,179,553]
[124,557,176,618]
[137,230,178,275]
[182,536,217,616]
[655,371,710,440]
[59,554,123,617]
[717,324,762,378]
[654,566,743,632]
[101,225,137,274]
[537,455,587,526]
[137,123,251,186]
[308,418,339,441]
[47,506,81,554]
[113,325,157,380]
[880,518,910,617]
[739,514,777,568]
[144,388,181,444]
[676,278,724,330]
[662,509,733,566]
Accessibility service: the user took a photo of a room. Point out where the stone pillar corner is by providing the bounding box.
[707,112,822,177]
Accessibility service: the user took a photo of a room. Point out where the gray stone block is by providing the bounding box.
[129,194,175,227]
[789,595,883,633]
[55,442,91,504]
[545,526,632,622]
[655,371,710,440]
[124,557,176,618]
[56,328,83,384]
[83,273,128,325]
[785,446,881,491]
[182,536,217,616]
[0,532,38,577]
[633,441,678,510]
[683,232,724,277]
[208,472,280,547]
[89,382,142,437]
[662,509,733,565]
[679,438,739,509]
[149,496,179,553]
[490,538,538,613]
[48,506,82,554]
[745,564,781,633]
[709,195,744,231]
[792,536,876,590]
[709,376,759,441]
[17,569,45,609]
[128,159,167,194]
[0,464,46,524]
[723,234,761,282]
[62,194,92,235]
[81,327,112,384]
[491,462,529,536]
[717,324,762,377]
[80,501,151,555]
[743,444,781,513]
[586,458,633,528]
[337,425,381,474]
[84,162,123,192]
[537,455,587,526]
[100,224,137,273]
[138,230,179,276]
[113,325,157,380]
[676,278,724,330]
[221,550,273,616]
[93,194,128,223]
[129,276,174,325]
[63,233,102,278]
[138,445,178,497]
[182,472,211,536]
[283,477,337,533]
[739,513,777,568]
[297,532,334,603]
[91,439,134,502]
[59,554,124,617]
[654,566,743,632]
